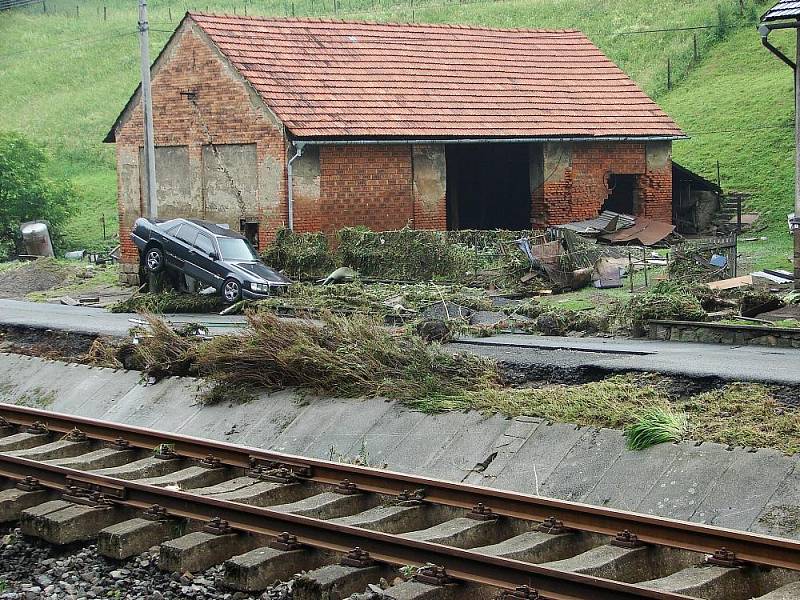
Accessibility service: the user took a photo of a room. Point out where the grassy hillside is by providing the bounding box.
[662,25,796,272]
[0,0,779,258]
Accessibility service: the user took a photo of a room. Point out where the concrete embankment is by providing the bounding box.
[1,351,798,541]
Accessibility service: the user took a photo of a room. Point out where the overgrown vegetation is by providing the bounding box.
[0,132,76,259]
[98,313,800,454]
[620,281,707,333]
[110,291,224,314]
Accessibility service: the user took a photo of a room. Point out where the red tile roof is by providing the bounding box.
[189,13,684,140]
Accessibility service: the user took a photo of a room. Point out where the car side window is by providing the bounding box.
[176,225,198,246]
[165,223,182,235]
[195,233,215,256]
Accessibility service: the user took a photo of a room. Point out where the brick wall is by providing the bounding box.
[112,21,287,277]
[317,144,415,232]
[532,141,672,227]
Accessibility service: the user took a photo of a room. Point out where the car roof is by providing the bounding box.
[180,218,248,240]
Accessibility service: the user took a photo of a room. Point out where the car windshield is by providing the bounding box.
[218,237,258,261]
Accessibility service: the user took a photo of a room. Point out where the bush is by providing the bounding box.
[261,228,334,279]
[622,282,706,333]
[0,132,76,259]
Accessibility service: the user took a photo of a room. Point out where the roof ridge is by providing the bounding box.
[187,11,582,34]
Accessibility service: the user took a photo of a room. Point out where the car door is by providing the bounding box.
[190,232,223,289]
[160,222,186,269]
[169,223,199,271]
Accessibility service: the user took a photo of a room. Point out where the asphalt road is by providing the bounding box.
[454,334,800,385]
[0,299,247,337]
[2,299,798,385]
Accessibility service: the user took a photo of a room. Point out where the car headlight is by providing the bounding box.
[250,282,270,293]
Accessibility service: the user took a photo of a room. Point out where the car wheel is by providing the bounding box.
[222,278,242,303]
[144,246,164,273]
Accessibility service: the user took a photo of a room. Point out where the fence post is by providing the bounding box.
[42,0,46,13]
[104,6,107,20]
[76,4,79,17]
[693,33,698,61]
[667,57,671,90]
[291,1,295,16]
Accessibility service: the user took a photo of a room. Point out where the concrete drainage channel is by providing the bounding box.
[1,405,800,600]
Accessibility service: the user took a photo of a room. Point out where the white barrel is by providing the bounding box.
[20,221,55,257]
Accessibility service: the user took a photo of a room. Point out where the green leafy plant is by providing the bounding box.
[0,132,77,259]
[625,407,688,450]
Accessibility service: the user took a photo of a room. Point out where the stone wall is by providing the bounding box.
[649,320,800,348]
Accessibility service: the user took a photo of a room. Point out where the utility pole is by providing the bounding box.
[795,26,800,289]
[138,0,158,219]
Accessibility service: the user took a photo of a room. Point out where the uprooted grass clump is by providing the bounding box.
[129,311,499,404]
[110,292,225,314]
[625,407,688,450]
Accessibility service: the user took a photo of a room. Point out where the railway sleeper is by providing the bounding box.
[199,478,318,506]
[136,464,231,491]
[293,563,393,600]
[332,504,457,535]
[399,516,533,549]
[270,490,382,520]
[46,447,138,470]
[755,581,800,598]
[98,516,183,560]
[20,499,133,545]
[541,543,699,583]
[379,579,494,600]
[0,486,51,522]
[643,564,800,600]
[475,529,607,563]
[0,430,51,452]
[223,545,328,592]
[5,438,92,461]
[158,528,268,573]
[89,454,187,480]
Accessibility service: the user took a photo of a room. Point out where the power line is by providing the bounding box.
[615,25,718,35]
[0,29,135,59]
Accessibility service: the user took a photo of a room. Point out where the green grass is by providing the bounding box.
[0,0,766,253]
[661,25,796,271]
[625,406,688,450]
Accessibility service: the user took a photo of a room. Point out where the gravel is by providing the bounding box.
[0,529,277,600]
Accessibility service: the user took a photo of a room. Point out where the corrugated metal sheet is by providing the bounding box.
[762,0,800,22]
[558,210,636,235]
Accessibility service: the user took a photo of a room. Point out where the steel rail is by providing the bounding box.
[2,403,800,571]
[0,453,691,600]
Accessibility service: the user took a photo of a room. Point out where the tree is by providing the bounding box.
[0,132,77,260]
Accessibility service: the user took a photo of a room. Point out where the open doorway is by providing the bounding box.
[602,173,638,215]
[446,143,531,230]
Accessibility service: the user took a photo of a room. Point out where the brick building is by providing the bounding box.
[106,13,685,282]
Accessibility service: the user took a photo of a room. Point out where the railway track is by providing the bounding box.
[1,403,799,600]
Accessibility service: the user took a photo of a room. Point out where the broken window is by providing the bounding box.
[446,143,531,230]
[240,219,260,250]
[602,174,638,215]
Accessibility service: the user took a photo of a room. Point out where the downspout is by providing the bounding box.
[286,142,305,231]
[758,23,796,69]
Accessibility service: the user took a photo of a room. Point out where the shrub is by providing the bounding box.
[0,132,76,259]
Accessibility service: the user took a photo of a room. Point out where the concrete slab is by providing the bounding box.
[340,407,428,471]
[752,459,800,539]
[488,422,584,494]
[22,504,127,545]
[0,431,51,452]
[271,491,378,519]
[755,582,800,599]
[136,465,229,490]
[269,397,355,456]
[475,531,604,564]
[91,456,185,480]
[540,428,626,502]
[637,442,737,521]
[463,416,541,487]
[643,565,798,600]
[382,581,465,600]
[224,547,323,592]
[207,480,309,507]
[236,390,308,448]
[6,439,91,461]
[422,413,511,482]
[691,448,794,530]
[159,531,264,573]
[301,398,396,462]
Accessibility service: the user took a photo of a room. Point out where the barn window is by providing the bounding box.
[603,173,639,215]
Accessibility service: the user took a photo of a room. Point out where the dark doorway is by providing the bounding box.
[603,174,638,215]
[446,144,531,230]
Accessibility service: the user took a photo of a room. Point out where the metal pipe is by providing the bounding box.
[138,0,158,219]
[759,23,796,69]
[293,135,686,146]
[286,142,305,231]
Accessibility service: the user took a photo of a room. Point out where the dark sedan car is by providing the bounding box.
[131,217,291,302]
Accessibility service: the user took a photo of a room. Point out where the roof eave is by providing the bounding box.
[289,134,688,145]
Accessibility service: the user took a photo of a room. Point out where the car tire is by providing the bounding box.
[144,246,164,273]
[222,278,242,303]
